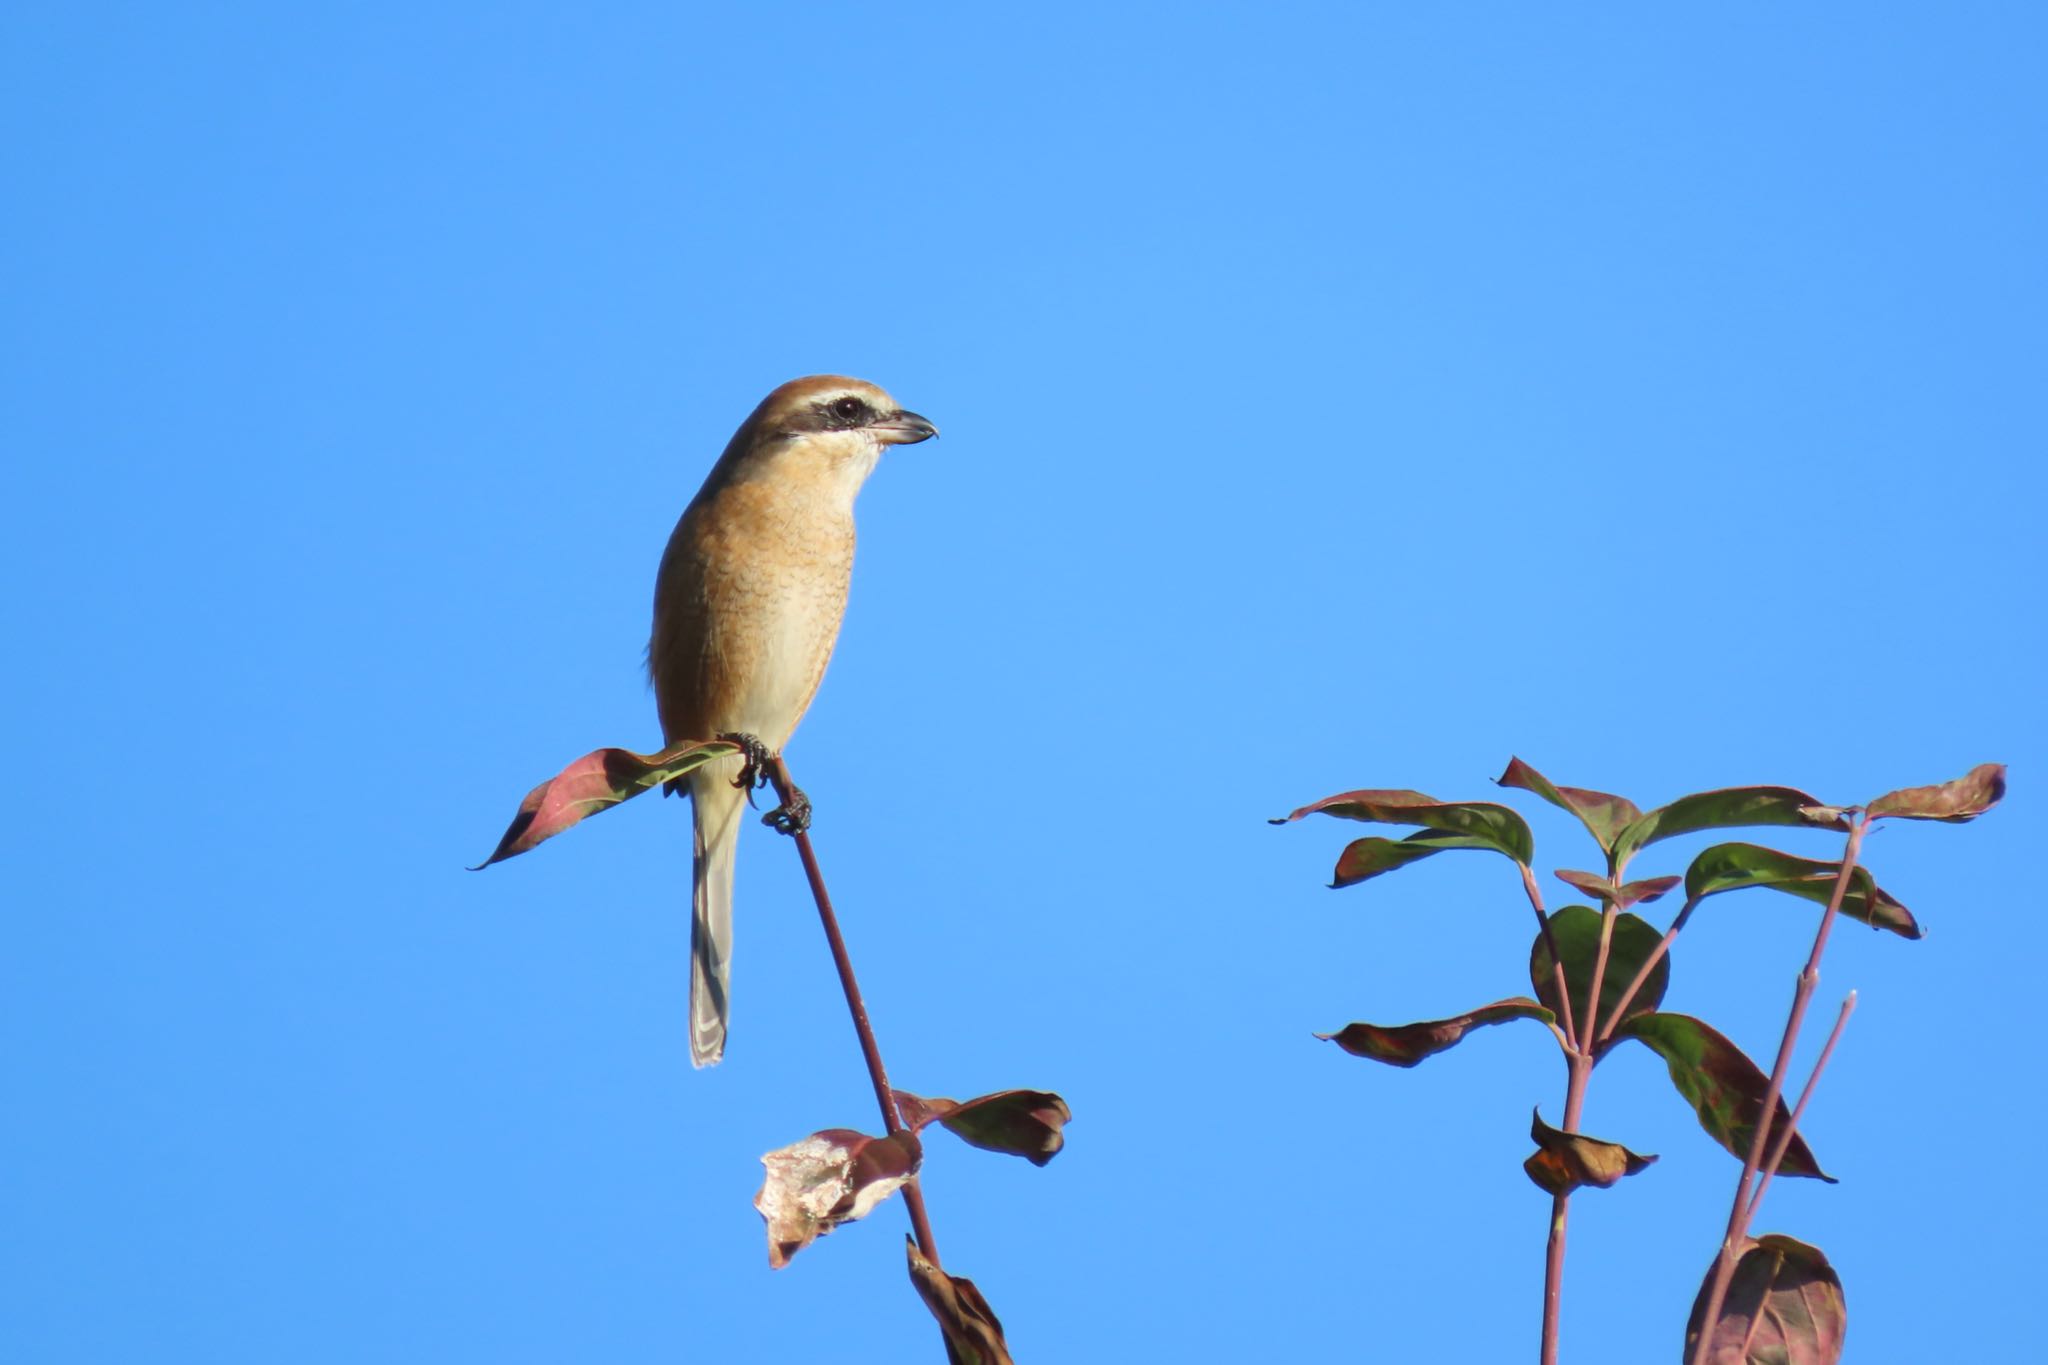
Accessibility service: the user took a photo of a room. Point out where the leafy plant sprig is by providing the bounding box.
[1278,759,2004,1365]
[477,738,1068,1362]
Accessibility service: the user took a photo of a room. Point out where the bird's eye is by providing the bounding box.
[830,396,868,423]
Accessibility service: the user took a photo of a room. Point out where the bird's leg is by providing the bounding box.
[718,732,775,809]
[762,784,812,837]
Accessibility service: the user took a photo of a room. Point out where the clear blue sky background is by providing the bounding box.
[5,4,2042,1361]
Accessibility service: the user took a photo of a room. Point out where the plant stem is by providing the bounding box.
[1541,1051,1594,1365]
[766,757,941,1266]
[1595,896,1697,1049]
[1686,817,1867,1365]
[1521,864,1579,1050]
[1746,992,1856,1223]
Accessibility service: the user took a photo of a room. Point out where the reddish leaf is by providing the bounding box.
[1329,829,1496,888]
[1684,843,1923,939]
[908,1238,1014,1365]
[1318,998,1557,1066]
[1685,1235,1846,1364]
[754,1128,922,1268]
[1522,1108,1657,1194]
[1277,789,1534,864]
[1866,762,2006,823]
[894,1089,1072,1167]
[1617,1013,1833,1181]
[1609,786,1851,866]
[1555,870,1682,908]
[1529,905,1668,1044]
[472,737,740,867]
[1496,758,1642,854]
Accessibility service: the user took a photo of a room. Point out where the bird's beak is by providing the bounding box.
[870,409,939,445]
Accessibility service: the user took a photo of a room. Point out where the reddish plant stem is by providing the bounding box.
[1686,817,1868,1365]
[1595,896,1698,1049]
[1521,864,1579,1051]
[1746,992,1857,1223]
[767,757,940,1266]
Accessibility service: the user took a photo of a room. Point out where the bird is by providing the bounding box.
[647,375,937,1067]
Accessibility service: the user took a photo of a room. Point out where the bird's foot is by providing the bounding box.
[763,785,812,837]
[719,732,775,807]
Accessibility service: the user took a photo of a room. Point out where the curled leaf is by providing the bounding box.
[1522,1108,1657,1194]
[908,1238,1014,1365]
[472,738,740,867]
[1276,789,1534,864]
[1318,997,1557,1066]
[1496,758,1642,854]
[1529,905,1668,1044]
[1684,843,1923,939]
[894,1089,1072,1167]
[1609,786,1851,866]
[1684,1235,1845,1364]
[1329,828,1497,888]
[1616,1013,1833,1181]
[1866,762,2006,823]
[755,1128,922,1268]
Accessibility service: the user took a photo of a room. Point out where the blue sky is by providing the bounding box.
[5,4,2042,1361]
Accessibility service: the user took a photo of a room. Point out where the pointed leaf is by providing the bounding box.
[755,1128,922,1268]
[1496,758,1642,854]
[1684,843,1923,939]
[1616,1013,1833,1181]
[893,1089,1072,1167]
[1685,1235,1846,1365]
[1522,1108,1657,1194]
[1554,870,1681,908]
[1277,789,1534,864]
[1609,786,1850,866]
[472,737,741,868]
[908,1238,1014,1365]
[1866,762,2006,823]
[1330,828,1497,888]
[1318,997,1557,1067]
[1529,905,1668,1042]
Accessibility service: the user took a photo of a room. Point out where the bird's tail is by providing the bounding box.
[688,761,745,1067]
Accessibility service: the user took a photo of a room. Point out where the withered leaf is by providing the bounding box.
[755,1128,921,1269]
[1318,998,1557,1066]
[894,1089,1072,1167]
[472,737,740,867]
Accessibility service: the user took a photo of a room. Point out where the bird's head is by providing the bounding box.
[721,375,937,496]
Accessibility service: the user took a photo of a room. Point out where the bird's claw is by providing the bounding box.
[763,786,812,837]
[719,732,775,808]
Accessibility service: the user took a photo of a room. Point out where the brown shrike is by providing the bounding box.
[648,376,937,1067]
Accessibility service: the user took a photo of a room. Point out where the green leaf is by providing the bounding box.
[1318,997,1557,1067]
[1277,789,1534,864]
[1496,758,1642,855]
[1522,1108,1657,1194]
[1528,905,1668,1043]
[1616,1013,1834,1181]
[893,1089,1072,1167]
[1330,829,1497,888]
[1684,843,1924,939]
[1866,762,2007,823]
[1609,785,1851,865]
[1684,1235,1846,1365]
[472,737,742,868]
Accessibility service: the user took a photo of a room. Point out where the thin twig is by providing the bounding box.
[766,757,941,1265]
[1521,864,1580,1051]
[1746,992,1857,1223]
[1687,817,1868,1365]
[1595,896,1697,1049]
